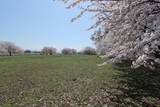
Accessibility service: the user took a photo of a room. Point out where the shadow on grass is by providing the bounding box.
[111,61,160,106]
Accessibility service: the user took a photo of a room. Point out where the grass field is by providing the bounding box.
[0,55,160,106]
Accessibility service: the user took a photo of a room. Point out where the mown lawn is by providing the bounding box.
[0,55,159,106]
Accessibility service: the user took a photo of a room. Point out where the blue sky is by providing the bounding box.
[0,0,95,51]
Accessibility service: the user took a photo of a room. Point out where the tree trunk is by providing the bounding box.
[9,51,12,56]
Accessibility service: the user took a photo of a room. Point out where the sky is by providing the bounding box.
[0,0,95,51]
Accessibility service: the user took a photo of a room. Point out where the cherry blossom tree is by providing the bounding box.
[64,0,160,69]
[71,49,77,54]
[62,48,73,54]
[0,41,23,56]
[24,50,32,55]
[41,46,57,55]
[82,47,97,55]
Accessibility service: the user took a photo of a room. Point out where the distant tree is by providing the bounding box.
[0,41,23,56]
[41,47,57,55]
[82,47,96,55]
[62,48,73,54]
[0,43,6,55]
[77,51,83,54]
[32,51,41,55]
[71,49,77,54]
[24,50,32,54]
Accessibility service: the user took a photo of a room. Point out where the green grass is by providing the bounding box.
[0,55,159,106]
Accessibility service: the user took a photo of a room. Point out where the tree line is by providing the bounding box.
[0,41,97,56]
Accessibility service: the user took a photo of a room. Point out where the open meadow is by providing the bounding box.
[0,55,160,106]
